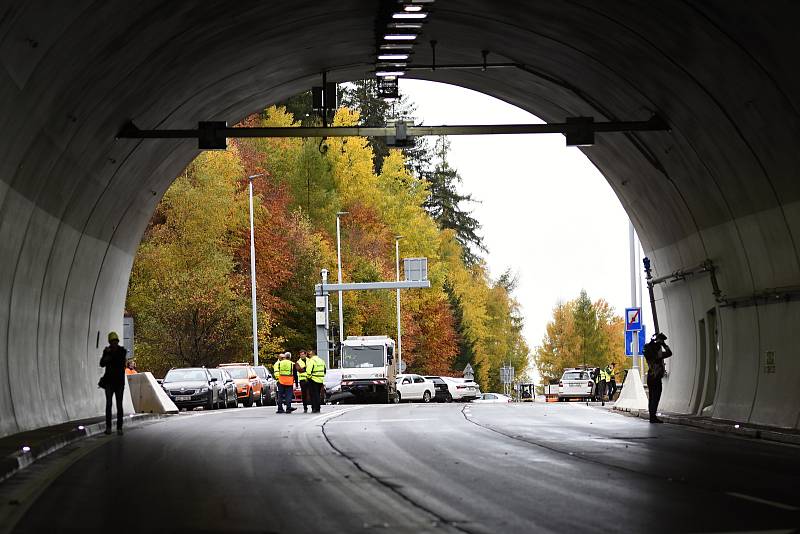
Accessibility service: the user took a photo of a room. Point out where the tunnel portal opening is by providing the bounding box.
[0,2,798,440]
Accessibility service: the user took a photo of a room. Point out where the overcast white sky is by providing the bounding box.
[400,79,650,355]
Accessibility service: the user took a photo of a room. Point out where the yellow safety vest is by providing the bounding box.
[306,356,326,384]
[273,360,280,379]
[277,359,294,386]
[605,367,614,382]
[599,369,609,381]
[297,358,307,381]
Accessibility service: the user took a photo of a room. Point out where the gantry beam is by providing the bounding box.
[118,116,669,149]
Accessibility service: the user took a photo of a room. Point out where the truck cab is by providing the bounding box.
[339,336,398,403]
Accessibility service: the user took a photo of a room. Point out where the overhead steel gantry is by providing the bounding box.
[118,115,669,149]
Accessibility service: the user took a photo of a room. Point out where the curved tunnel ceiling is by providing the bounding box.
[1,1,799,434]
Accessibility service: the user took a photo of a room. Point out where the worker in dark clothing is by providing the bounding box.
[99,331,127,435]
[643,332,672,423]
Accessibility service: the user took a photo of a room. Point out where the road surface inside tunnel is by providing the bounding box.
[3,402,799,533]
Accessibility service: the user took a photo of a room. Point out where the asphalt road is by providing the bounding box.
[2,402,799,533]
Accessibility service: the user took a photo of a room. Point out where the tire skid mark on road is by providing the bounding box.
[320,408,475,534]
[459,405,800,517]
[460,405,661,480]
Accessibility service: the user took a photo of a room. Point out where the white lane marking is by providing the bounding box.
[725,492,799,511]
[326,418,436,424]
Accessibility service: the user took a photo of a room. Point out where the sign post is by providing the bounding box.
[500,366,515,398]
[463,363,474,382]
[625,307,643,373]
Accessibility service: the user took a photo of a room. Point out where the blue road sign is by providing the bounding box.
[625,326,646,356]
[625,307,642,331]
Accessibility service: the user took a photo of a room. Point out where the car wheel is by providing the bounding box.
[395,392,401,403]
[445,393,453,403]
[422,391,431,403]
[243,391,253,407]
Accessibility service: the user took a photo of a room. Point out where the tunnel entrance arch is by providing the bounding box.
[0,2,799,437]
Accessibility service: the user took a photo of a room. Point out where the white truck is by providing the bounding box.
[339,336,398,403]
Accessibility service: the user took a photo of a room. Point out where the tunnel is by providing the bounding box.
[0,1,798,438]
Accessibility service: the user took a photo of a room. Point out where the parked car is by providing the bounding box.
[472,393,512,404]
[207,367,238,408]
[324,368,343,402]
[162,367,223,410]
[219,363,263,407]
[557,368,595,401]
[424,376,452,402]
[253,365,277,406]
[425,376,481,402]
[293,382,326,406]
[395,374,435,403]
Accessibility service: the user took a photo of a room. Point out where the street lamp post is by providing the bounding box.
[336,211,349,350]
[395,235,404,372]
[248,173,264,367]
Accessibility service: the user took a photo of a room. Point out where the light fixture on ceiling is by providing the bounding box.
[388,22,424,30]
[378,53,410,60]
[376,70,406,77]
[393,12,428,19]
[384,33,417,40]
[380,43,414,50]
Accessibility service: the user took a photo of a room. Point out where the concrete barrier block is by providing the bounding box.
[127,372,178,414]
[614,370,649,411]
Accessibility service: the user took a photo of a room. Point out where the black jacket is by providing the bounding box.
[100,345,128,388]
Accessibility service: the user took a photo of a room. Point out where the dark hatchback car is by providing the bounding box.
[253,365,277,406]
[424,376,452,403]
[162,367,222,410]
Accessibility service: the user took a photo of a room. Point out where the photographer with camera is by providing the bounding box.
[643,332,672,424]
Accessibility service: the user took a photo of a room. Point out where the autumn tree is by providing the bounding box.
[128,99,531,386]
[535,290,626,383]
[127,150,262,376]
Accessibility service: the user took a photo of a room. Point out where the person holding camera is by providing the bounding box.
[643,332,672,424]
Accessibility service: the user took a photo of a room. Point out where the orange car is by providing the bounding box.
[218,363,263,407]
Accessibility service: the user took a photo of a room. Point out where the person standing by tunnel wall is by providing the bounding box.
[644,333,672,424]
[99,332,127,435]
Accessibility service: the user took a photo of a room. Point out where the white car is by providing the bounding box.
[472,393,512,403]
[429,376,480,401]
[557,368,595,401]
[396,374,435,403]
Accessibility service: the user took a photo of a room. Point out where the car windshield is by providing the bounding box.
[225,367,249,379]
[164,369,206,382]
[563,371,589,380]
[341,345,384,368]
[254,367,267,379]
[208,369,222,380]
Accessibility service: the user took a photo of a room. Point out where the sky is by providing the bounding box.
[399,79,650,360]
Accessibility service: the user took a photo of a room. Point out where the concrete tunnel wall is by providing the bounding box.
[0,1,798,436]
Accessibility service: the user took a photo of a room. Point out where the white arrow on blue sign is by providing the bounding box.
[625,325,646,356]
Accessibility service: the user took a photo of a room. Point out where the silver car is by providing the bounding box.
[208,367,238,408]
